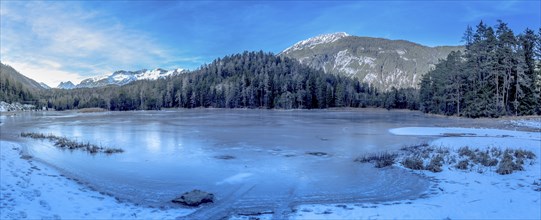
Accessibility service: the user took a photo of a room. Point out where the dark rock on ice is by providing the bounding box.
[172,190,214,207]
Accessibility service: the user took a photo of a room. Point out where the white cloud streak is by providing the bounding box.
[0,1,183,87]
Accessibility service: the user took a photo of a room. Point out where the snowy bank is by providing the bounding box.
[0,141,193,219]
[0,101,36,112]
[293,127,541,219]
[508,118,541,130]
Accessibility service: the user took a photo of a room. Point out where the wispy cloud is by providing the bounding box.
[0,1,187,87]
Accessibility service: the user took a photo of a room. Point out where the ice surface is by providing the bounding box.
[2,109,539,219]
[293,126,541,219]
[1,109,442,218]
[0,140,193,219]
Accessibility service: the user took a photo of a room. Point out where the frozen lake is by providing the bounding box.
[0,109,474,216]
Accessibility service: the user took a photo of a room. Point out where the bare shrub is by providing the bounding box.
[21,132,123,155]
[355,152,396,168]
[490,147,502,158]
[402,157,424,170]
[104,148,124,154]
[425,155,444,172]
[458,146,474,157]
[496,152,523,175]
[455,159,469,170]
[475,150,498,167]
[514,149,536,160]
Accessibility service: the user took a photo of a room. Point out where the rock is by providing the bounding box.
[172,190,214,207]
[214,155,235,160]
[306,151,328,157]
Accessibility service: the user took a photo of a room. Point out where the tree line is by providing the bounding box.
[4,20,538,118]
[38,51,419,111]
[0,63,39,103]
[420,20,540,117]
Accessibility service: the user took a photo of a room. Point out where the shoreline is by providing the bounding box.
[0,140,194,219]
[1,116,540,219]
[293,126,541,219]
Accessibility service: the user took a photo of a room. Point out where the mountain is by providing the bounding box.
[0,63,45,91]
[44,51,418,111]
[57,81,75,89]
[281,32,463,90]
[72,68,185,88]
[39,82,51,89]
[0,62,42,103]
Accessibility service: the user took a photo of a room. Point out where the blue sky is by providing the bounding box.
[1,1,539,87]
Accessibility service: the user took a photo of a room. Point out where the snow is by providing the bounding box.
[389,127,539,140]
[396,49,406,55]
[363,72,378,85]
[293,126,541,219]
[332,49,376,76]
[136,69,168,80]
[39,82,50,89]
[57,81,75,89]
[0,141,194,219]
[216,173,253,185]
[0,102,36,112]
[112,73,131,82]
[508,119,541,130]
[90,74,109,82]
[2,115,540,219]
[74,68,182,88]
[283,32,350,53]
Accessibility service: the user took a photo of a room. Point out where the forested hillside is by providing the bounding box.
[3,20,539,117]
[41,51,418,110]
[420,21,540,117]
[0,63,42,103]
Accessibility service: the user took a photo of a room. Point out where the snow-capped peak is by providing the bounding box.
[136,68,169,80]
[283,32,350,53]
[74,68,185,88]
[57,81,76,89]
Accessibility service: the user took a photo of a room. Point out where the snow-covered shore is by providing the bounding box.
[294,126,541,219]
[0,141,193,219]
[1,122,540,219]
[0,101,36,112]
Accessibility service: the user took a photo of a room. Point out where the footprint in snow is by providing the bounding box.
[39,200,51,210]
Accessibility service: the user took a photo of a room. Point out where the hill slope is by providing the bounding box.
[281,33,463,90]
[0,63,42,103]
[41,51,419,111]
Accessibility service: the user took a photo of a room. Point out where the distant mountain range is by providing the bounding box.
[57,68,185,89]
[56,32,461,90]
[281,32,463,90]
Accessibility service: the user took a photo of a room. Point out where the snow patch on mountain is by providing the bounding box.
[57,81,76,89]
[68,68,185,88]
[333,50,376,76]
[39,82,51,89]
[283,32,350,53]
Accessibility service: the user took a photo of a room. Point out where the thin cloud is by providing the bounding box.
[0,1,189,87]
[3,60,87,87]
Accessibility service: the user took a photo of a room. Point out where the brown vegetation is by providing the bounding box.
[20,132,123,155]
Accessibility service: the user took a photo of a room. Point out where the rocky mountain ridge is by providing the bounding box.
[57,68,185,89]
[281,32,463,90]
